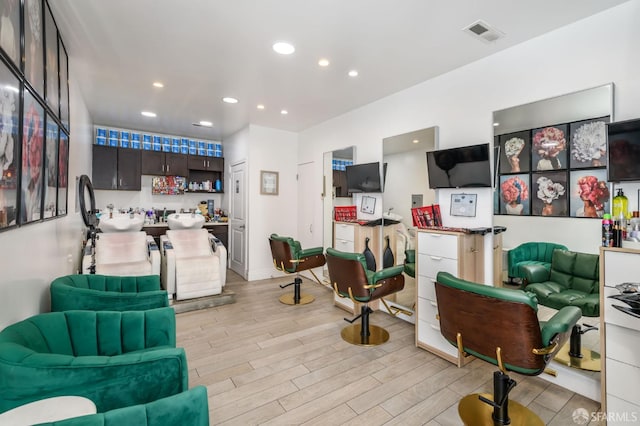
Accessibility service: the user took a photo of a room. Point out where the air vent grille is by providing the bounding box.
[463,20,504,43]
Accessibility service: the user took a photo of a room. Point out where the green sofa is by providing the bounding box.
[522,249,600,317]
[0,307,187,414]
[35,386,209,426]
[50,274,168,312]
[507,242,568,283]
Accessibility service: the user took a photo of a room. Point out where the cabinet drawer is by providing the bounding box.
[334,224,355,242]
[606,358,640,406]
[605,323,640,366]
[604,287,640,331]
[334,239,355,253]
[417,319,458,359]
[417,296,439,326]
[418,276,436,301]
[418,253,458,279]
[604,251,640,288]
[418,232,458,258]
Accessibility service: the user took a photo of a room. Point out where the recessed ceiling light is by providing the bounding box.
[199,121,213,127]
[493,122,500,127]
[348,70,359,77]
[281,110,288,115]
[257,104,265,110]
[273,42,295,55]
[412,139,419,144]
[222,97,238,104]
[141,111,156,117]
[152,82,164,88]
[318,58,330,67]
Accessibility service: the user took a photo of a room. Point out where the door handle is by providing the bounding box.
[207,160,210,168]
[239,225,245,229]
[166,164,170,173]
[310,224,313,233]
[162,164,165,172]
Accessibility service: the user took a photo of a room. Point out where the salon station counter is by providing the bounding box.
[143,221,228,248]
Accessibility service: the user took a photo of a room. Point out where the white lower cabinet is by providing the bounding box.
[415,229,483,366]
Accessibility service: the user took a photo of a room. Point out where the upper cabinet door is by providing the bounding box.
[165,153,188,176]
[117,149,141,190]
[141,151,165,175]
[92,145,118,190]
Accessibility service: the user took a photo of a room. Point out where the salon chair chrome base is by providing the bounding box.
[553,324,601,372]
[459,394,543,426]
[279,277,315,305]
[341,324,389,346]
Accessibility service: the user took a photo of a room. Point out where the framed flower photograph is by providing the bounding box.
[24,0,44,97]
[44,3,59,116]
[569,117,609,169]
[0,0,21,67]
[499,173,530,216]
[43,113,58,218]
[20,89,45,224]
[499,130,530,174]
[260,170,278,195]
[57,130,68,216]
[532,125,568,171]
[59,38,69,131]
[532,171,568,217]
[569,169,609,218]
[0,61,20,230]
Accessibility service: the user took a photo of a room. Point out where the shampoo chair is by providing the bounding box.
[81,231,160,276]
[435,271,581,425]
[326,248,405,346]
[269,234,326,305]
[161,229,227,300]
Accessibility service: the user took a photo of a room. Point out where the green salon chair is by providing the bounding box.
[507,242,567,285]
[326,248,405,346]
[435,271,581,426]
[269,234,326,305]
[404,249,416,278]
[50,274,168,312]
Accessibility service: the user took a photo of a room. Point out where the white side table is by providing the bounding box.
[0,396,97,425]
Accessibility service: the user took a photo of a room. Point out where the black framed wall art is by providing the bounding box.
[0,0,21,68]
[24,0,44,96]
[0,59,20,229]
[44,112,58,218]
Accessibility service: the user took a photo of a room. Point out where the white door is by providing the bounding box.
[229,161,247,279]
[297,162,315,248]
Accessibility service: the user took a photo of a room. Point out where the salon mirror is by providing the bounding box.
[492,83,613,393]
[322,146,355,278]
[381,126,437,322]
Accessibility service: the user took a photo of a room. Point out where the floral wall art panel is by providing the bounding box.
[0,62,20,229]
[532,125,568,171]
[569,117,609,168]
[0,0,21,68]
[20,89,44,224]
[500,130,530,174]
[24,0,44,97]
[43,113,57,218]
[569,169,609,218]
[57,130,68,216]
[500,173,530,216]
[532,171,567,217]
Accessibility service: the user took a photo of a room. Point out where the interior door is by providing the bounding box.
[297,162,315,248]
[229,161,247,278]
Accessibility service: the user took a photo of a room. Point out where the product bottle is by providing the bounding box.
[602,213,613,247]
[612,189,629,219]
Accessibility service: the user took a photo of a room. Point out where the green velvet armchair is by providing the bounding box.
[269,234,326,305]
[435,271,581,425]
[403,249,416,278]
[0,307,187,414]
[50,274,169,312]
[507,242,567,284]
[35,386,209,426]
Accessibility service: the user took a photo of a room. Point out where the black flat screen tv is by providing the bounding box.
[426,143,492,189]
[607,118,640,183]
[345,162,382,193]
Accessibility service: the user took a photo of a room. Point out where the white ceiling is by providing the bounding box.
[49,0,629,141]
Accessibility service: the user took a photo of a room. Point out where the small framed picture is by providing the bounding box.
[0,0,21,67]
[499,130,530,174]
[569,117,609,168]
[450,193,477,217]
[361,196,376,214]
[532,125,568,171]
[260,170,279,195]
[532,171,568,217]
[569,169,609,218]
[499,174,530,216]
[24,0,44,97]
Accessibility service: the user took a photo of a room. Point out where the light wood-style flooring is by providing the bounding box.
[177,272,602,425]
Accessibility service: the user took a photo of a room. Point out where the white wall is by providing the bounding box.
[246,125,298,280]
[0,64,93,329]
[299,1,640,282]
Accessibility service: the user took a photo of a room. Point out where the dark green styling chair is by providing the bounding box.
[50,274,168,312]
[507,242,567,285]
[326,248,405,346]
[403,249,416,278]
[0,307,187,414]
[269,234,326,305]
[435,272,581,426]
[35,386,209,426]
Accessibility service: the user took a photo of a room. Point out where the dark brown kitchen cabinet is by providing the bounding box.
[92,145,141,190]
[141,151,188,176]
[188,155,223,172]
[333,170,348,197]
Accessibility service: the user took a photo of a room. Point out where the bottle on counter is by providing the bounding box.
[602,213,613,247]
[612,188,628,218]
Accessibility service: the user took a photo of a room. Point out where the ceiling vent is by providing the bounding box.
[463,20,504,43]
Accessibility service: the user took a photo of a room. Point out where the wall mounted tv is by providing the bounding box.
[345,162,382,193]
[426,143,492,189]
[607,118,640,183]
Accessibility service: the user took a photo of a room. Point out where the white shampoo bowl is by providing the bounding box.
[99,214,145,232]
[167,213,205,230]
